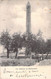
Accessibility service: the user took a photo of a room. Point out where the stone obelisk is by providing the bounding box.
[26,1,31,35]
[26,2,31,57]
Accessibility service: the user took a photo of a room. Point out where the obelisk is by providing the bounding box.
[26,2,31,57]
[26,1,31,35]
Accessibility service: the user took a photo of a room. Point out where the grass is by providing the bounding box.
[0,52,51,66]
[0,58,38,66]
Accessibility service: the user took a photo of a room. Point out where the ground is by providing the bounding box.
[0,58,38,66]
[0,52,51,66]
[37,59,51,66]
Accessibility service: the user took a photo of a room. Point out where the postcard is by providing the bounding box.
[0,0,51,79]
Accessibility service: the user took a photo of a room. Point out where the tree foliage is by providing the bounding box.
[11,33,23,58]
[0,31,11,58]
[0,30,51,59]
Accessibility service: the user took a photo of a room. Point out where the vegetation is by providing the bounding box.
[11,33,23,58]
[0,30,51,59]
[0,31,11,58]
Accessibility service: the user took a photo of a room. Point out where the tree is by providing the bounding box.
[36,30,46,59]
[45,39,51,59]
[24,33,37,57]
[11,33,23,58]
[22,33,27,47]
[0,31,11,58]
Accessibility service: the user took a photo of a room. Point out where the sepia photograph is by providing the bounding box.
[0,0,51,66]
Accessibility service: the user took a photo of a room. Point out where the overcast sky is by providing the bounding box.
[0,0,51,40]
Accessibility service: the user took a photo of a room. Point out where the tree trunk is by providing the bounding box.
[15,49,18,58]
[46,52,49,59]
[26,46,31,58]
[25,46,28,57]
[42,53,44,60]
[7,49,9,58]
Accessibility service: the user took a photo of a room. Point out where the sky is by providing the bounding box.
[0,0,51,40]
